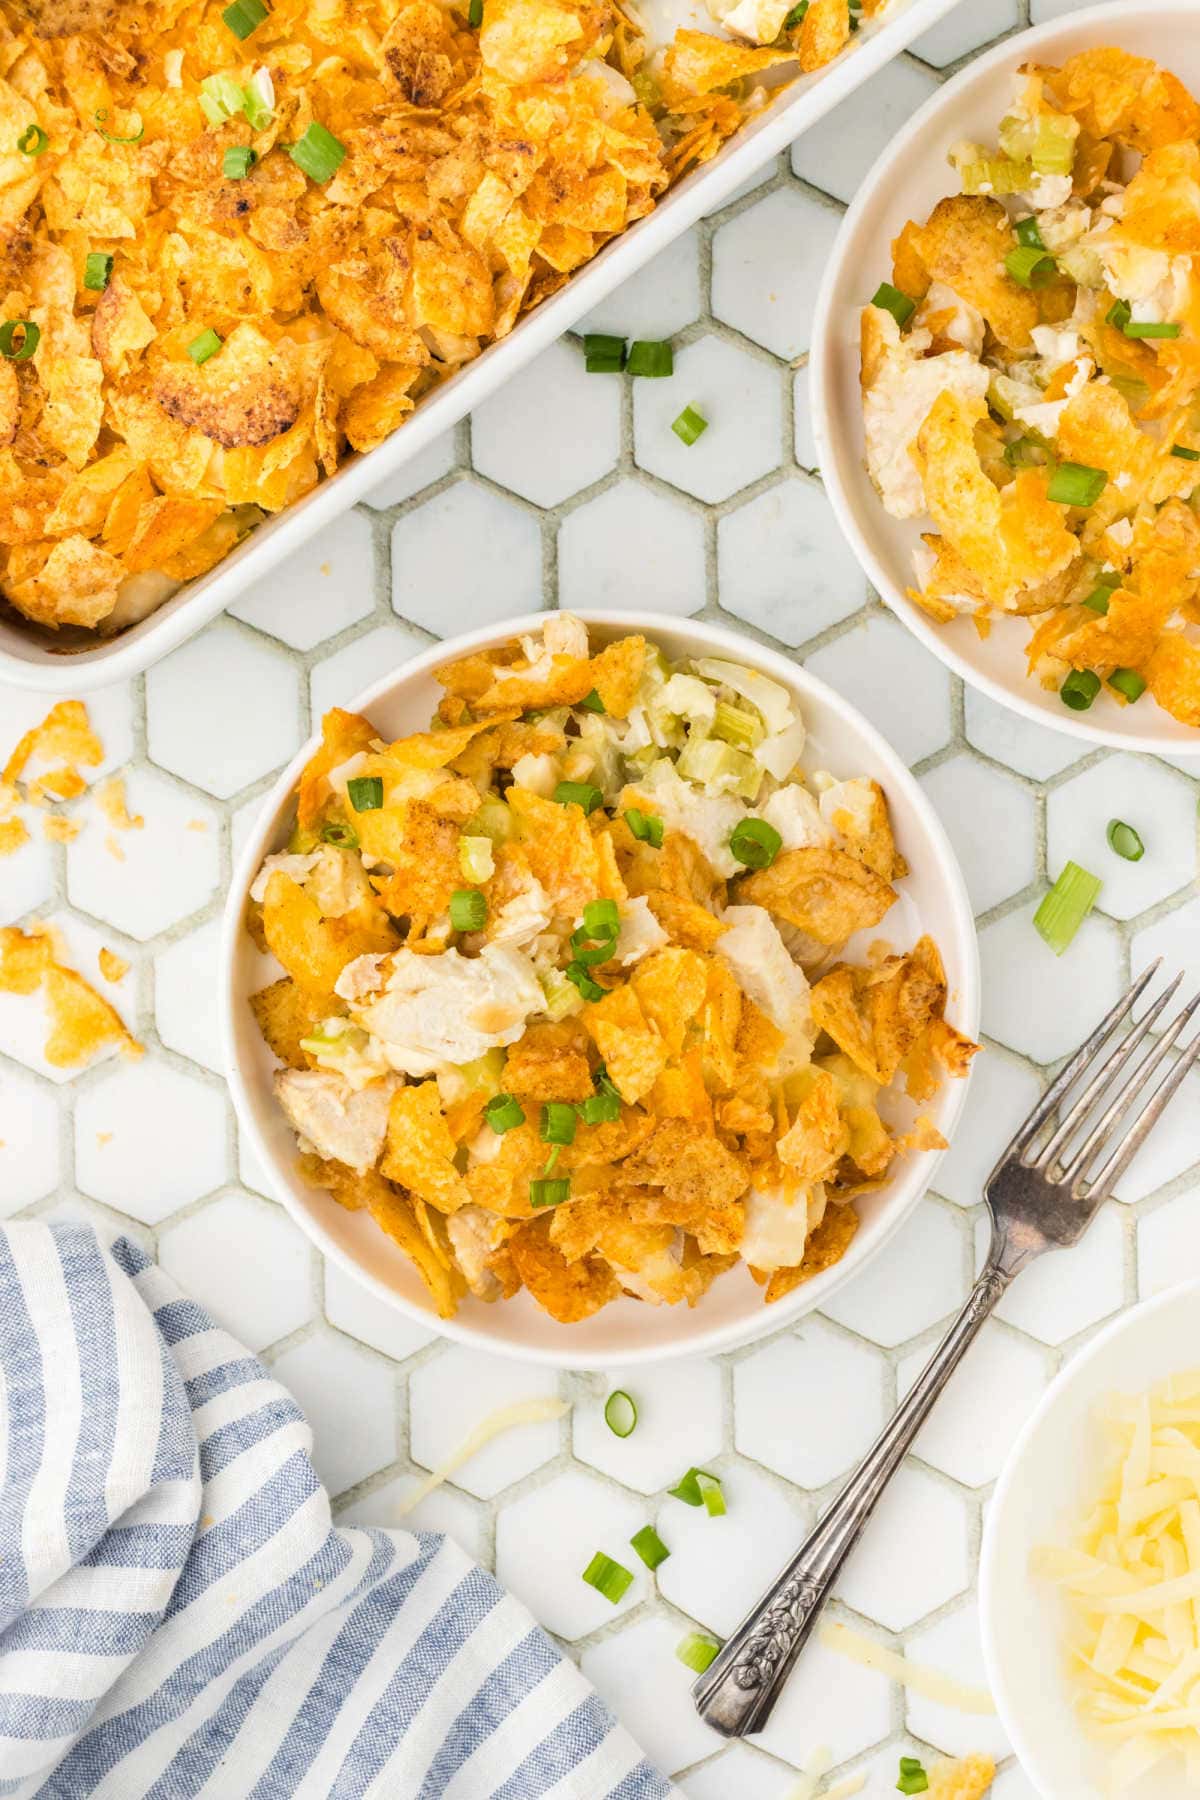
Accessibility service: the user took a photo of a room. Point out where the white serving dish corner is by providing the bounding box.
[0,0,963,692]
[811,0,1200,754]
[221,609,979,1369]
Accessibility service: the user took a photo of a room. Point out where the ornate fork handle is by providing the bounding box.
[693,1258,1014,1737]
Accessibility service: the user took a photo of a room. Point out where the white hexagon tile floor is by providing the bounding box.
[0,4,1197,1795]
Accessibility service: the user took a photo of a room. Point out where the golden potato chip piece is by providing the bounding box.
[507,785,620,917]
[4,536,125,629]
[153,324,301,450]
[1044,48,1200,152]
[588,635,645,718]
[502,1020,594,1102]
[777,1069,847,1184]
[250,977,332,1070]
[381,1080,471,1213]
[644,890,728,951]
[661,29,792,103]
[506,1218,620,1322]
[738,845,895,945]
[811,935,948,1086]
[262,871,396,1002]
[583,983,668,1105]
[367,1182,465,1318]
[298,708,378,830]
[798,0,850,73]
[0,816,28,855]
[1147,632,1200,728]
[700,955,743,1091]
[891,220,930,301]
[910,195,1039,352]
[630,946,707,1058]
[926,1753,996,1800]
[0,924,140,1067]
[620,1121,748,1255]
[97,947,129,984]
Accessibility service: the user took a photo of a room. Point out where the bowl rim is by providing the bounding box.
[221,609,980,1368]
[809,0,1200,757]
[979,1275,1200,1798]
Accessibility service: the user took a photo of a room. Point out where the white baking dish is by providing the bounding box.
[0,0,962,692]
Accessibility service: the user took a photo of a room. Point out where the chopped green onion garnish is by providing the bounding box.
[540,1101,578,1146]
[583,333,625,373]
[485,1092,524,1134]
[242,71,274,129]
[676,1633,720,1673]
[1107,819,1144,862]
[578,688,605,713]
[897,1758,929,1796]
[1124,320,1182,339]
[729,817,782,871]
[468,0,483,21]
[1108,667,1146,703]
[223,145,257,179]
[1004,244,1056,288]
[1172,444,1200,461]
[1106,299,1132,331]
[604,1390,637,1437]
[583,898,619,935]
[17,123,48,156]
[1034,860,1102,956]
[672,405,708,447]
[669,1466,723,1508]
[1082,581,1116,615]
[187,328,223,366]
[570,922,618,966]
[630,1524,669,1569]
[541,1145,561,1178]
[1060,669,1101,711]
[289,121,346,183]
[565,962,605,1003]
[783,0,808,22]
[320,819,358,848]
[553,780,602,815]
[94,107,143,144]
[83,252,113,292]
[346,775,383,812]
[581,1550,633,1603]
[870,281,916,328]
[449,887,487,932]
[626,340,673,378]
[198,73,246,124]
[1047,462,1108,508]
[580,1082,621,1125]
[530,1175,571,1208]
[222,0,268,37]
[624,807,663,848]
[0,319,38,361]
[1015,215,1045,249]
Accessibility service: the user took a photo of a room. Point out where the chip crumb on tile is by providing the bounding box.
[105,834,126,863]
[186,818,209,832]
[96,1131,113,1148]
[42,815,82,844]
[0,924,142,1069]
[0,816,29,856]
[98,948,130,984]
[95,776,144,832]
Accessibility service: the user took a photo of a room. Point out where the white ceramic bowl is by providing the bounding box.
[981,1279,1200,1800]
[810,0,1200,755]
[222,611,978,1368]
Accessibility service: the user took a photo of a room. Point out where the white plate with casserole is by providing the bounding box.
[0,0,963,693]
[810,0,1200,754]
[221,609,978,1368]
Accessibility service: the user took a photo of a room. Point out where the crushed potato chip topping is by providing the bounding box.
[0,0,872,642]
[0,922,141,1067]
[862,49,1200,729]
[247,617,976,1323]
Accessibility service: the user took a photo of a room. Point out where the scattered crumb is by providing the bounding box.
[0,924,142,1069]
[96,1131,113,1148]
[2,700,102,788]
[186,818,209,833]
[319,561,331,576]
[105,834,126,863]
[42,815,82,844]
[0,816,29,856]
[95,776,143,832]
[32,767,87,802]
[98,948,129,984]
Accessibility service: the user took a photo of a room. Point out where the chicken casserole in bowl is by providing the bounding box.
[225,613,979,1365]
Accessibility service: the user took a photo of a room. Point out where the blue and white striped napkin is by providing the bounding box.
[0,1222,675,1799]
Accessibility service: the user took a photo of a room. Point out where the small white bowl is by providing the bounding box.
[221,611,978,1368]
[981,1279,1200,1800]
[810,0,1200,754]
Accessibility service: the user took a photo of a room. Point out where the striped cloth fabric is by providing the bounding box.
[0,1222,676,1800]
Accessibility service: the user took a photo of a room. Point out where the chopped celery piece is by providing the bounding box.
[693,659,793,732]
[541,970,584,1021]
[1034,861,1101,954]
[711,701,763,749]
[1032,110,1078,176]
[459,834,495,883]
[466,797,515,844]
[459,1048,507,1096]
[676,735,762,801]
[957,152,1035,196]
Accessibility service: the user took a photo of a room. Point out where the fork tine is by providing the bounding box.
[1085,1025,1200,1199]
[998,960,1161,1166]
[1061,990,1200,1189]
[1033,974,1183,1172]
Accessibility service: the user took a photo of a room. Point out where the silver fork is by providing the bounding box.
[694,960,1200,1738]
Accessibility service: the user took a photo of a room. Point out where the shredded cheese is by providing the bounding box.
[819,1621,996,1714]
[395,1398,570,1517]
[822,1776,868,1800]
[1037,1368,1200,1790]
[783,1744,833,1799]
